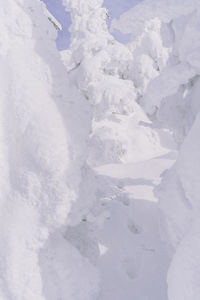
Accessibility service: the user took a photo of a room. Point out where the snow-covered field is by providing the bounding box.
[1,0,200,299]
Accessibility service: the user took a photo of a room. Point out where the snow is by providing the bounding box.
[111,0,200,299]
[1,0,200,299]
[95,155,175,300]
[0,1,98,299]
[41,0,142,49]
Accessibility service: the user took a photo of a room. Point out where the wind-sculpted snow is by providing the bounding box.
[0,0,99,299]
[111,0,199,37]
[157,116,200,300]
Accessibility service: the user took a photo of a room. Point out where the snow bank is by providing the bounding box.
[157,114,200,300]
[0,1,99,299]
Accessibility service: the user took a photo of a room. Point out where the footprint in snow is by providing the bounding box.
[122,257,139,280]
[128,220,142,235]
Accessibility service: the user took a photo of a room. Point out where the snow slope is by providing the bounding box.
[0,1,99,299]
[96,154,175,300]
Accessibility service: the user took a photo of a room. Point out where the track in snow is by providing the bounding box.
[95,152,176,300]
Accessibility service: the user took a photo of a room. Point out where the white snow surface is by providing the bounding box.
[1,0,200,299]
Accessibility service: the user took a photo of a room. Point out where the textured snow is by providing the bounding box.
[112,0,200,299]
[1,0,200,299]
[0,1,99,299]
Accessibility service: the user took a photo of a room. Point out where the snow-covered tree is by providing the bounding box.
[62,0,165,166]
[0,1,99,299]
